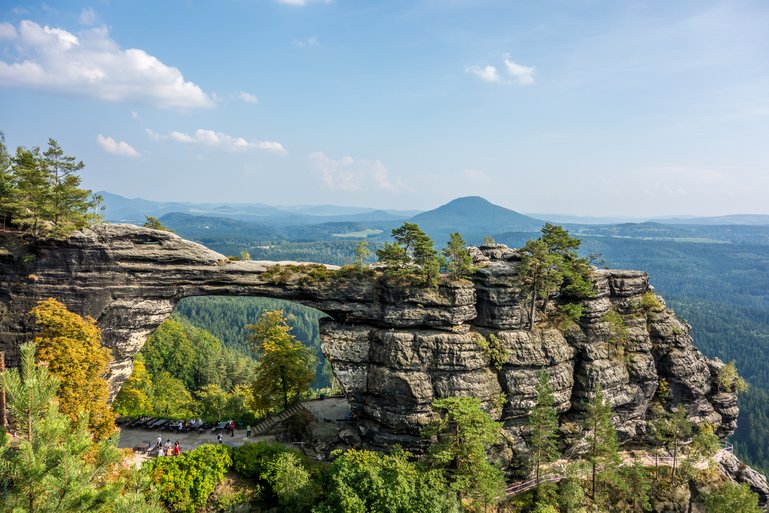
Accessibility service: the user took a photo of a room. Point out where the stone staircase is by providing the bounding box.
[252,403,306,436]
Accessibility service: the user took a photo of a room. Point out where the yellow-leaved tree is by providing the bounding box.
[31,298,116,440]
[246,310,317,411]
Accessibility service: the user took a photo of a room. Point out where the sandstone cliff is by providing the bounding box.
[0,224,764,502]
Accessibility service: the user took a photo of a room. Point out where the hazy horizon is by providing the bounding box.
[2,1,768,216]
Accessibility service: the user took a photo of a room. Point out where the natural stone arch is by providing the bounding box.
[0,224,738,450]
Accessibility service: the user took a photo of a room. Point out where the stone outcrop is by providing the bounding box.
[0,225,742,456]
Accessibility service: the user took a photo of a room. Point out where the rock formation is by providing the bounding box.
[0,226,748,467]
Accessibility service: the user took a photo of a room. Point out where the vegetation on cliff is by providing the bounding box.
[0,133,101,237]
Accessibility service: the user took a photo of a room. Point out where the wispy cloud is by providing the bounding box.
[503,54,535,85]
[467,55,535,85]
[0,20,214,109]
[309,152,404,192]
[96,134,140,158]
[291,36,319,48]
[236,91,259,104]
[147,128,287,155]
[79,8,97,26]
[465,65,500,83]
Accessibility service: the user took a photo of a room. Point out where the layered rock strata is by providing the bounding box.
[0,225,740,451]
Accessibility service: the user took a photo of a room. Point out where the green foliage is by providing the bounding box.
[146,443,233,513]
[476,333,511,369]
[264,452,315,511]
[141,318,256,393]
[173,296,329,387]
[718,360,749,393]
[529,369,561,485]
[428,397,505,507]
[639,291,665,313]
[691,423,720,461]
[31,298,116,440]
[1,137,101,237]
[143,215,173,232]
[558,303,584,325]
[442,232,476,280]
[262,263,333,285]
[583,384,620,500]
[703,482,763,513]
[233,441,298,478]
[316,448,459,513]
[376,222,441,287]
[354,240,370,268]
[650,405,692,482]
[0,342,161,513]
[247,310,318,410]
[558,477,587,513]
[519,224,594,329]
[603,308,629,359]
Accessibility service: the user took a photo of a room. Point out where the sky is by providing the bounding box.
[1,0,768,216]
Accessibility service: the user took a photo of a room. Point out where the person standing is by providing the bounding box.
[246,425,251,437]
[230,419,235,437]
[173,441,180,456]
[217,432,223,444]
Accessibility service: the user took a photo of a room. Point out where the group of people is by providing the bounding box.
[154,435,181,457]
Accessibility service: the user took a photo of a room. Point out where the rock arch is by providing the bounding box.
[0,224,738,449]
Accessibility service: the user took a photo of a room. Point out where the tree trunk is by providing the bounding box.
[529,279,538,330]
[281,367,288,410]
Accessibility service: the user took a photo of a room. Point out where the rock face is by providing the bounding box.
[0,226,741,454]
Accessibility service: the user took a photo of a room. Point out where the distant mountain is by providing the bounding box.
[408,196,544,243]
[98,192,419,225]
[653,214,769,226]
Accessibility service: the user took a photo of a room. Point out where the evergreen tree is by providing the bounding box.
[583,384,620,501]
[529,369,561,487]
[442,232,476,280]
[376,222,441,287]
[651,405,692,482]
[143,215,173,232]
[0,342,138,513]
[519,224,593,329]
[246,310,317,410]
[354,239,370,268]
[43,138,98,237]
[0,131,13,226]
[31,298,116,440]
[428,396,505,509]
[10,146,50,237]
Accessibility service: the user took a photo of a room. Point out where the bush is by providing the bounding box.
[146,444,233,513]
[639,291,665,313]
[232,441,294,478]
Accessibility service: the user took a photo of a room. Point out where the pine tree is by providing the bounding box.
[442,232,476,280]
[10,146,50,237]
[583,384,620,501]
[651,405,692,482]
[529,369,560,487]
[429,396,505,508]
[31,298,116,440]
[0,131,14,226]
[377,222,441,287]
[43,138,97,236]
[0,342,126,512]
[354,239,370,268]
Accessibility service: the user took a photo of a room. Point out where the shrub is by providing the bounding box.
[639,291,665,313]
[146,444,233,513]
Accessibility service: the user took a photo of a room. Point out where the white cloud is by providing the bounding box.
[461,168,491,184]
[79,8,97,26]
[131,110,140,120]
[149,128,287,155]
[503,54,535,85]
[466,65,501,83]
[0,20,214,109]
[0,22,17,40]
[309,152,404,192]
[237,91,259,104]
[96,134,140,158]
[291,36,319,48]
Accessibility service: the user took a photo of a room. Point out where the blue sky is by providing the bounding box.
[1,0,768,216]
